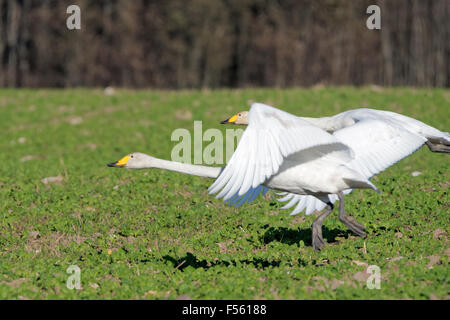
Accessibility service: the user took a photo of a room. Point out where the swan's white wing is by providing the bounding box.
[317,108,449,145]
[208,103,353,201]
[276,118,427,216]
[333,119,427,179]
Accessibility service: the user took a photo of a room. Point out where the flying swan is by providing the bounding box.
[108,103,449,250]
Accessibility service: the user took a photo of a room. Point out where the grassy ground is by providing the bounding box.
[0,87,448,299]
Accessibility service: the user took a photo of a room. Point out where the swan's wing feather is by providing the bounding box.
[278,194,327,216]
[276,190,353,216]
[335,108,449,141]
[225,186,270,208]
[209,103,353,201]
[333,119,427,179]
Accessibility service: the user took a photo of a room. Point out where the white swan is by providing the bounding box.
[221,105,450,221]
[108,103,449,250]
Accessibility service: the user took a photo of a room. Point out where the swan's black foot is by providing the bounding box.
[339,212,367,237]
[311,203,334,251]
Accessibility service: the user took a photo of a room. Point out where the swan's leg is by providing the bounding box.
[337,192,367,237]
[311,203,334,251]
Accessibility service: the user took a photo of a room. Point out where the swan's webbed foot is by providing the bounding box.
[337,192,367,238]
[311,203,334,251]
[426,138,450,154]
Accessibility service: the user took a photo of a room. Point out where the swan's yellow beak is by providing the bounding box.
[220,114,238,124]
[107,155,130,167]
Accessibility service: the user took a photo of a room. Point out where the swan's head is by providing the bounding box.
[221,111,249,125]
[107,152,154,169]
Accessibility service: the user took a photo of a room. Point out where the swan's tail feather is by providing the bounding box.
[343,178,380,194]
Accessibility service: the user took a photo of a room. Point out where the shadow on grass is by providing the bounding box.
[261,226,353,247]
[162,227,355,271]
[163,252,296,272]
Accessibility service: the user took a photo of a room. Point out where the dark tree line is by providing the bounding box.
[0,0,449,88]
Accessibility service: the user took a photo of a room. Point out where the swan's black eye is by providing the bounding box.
[238,113,241,116]
[131,155,134,158]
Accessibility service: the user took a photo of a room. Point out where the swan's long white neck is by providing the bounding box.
[145,157,222,179]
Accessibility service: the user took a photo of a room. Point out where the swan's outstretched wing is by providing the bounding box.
[334,119,426,179]
[277,117,428,215]
[308,108,449,138]
[208,103,353,201]
[309,108,450,152]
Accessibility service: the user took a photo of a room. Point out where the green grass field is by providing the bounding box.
[0,87,448,299]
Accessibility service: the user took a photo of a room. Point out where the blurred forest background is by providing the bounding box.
[0,0,449,88]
